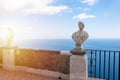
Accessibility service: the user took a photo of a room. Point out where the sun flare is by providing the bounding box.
[0,25,24,46]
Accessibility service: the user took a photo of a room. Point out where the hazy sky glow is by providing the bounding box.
[0,0,120,40]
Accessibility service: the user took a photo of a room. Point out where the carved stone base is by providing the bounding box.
[70,55,88,80]
[71,49,86,55]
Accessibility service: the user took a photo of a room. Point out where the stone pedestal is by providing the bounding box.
[70,54,87,80]
[71,50,86,55]
[2,47,16,70]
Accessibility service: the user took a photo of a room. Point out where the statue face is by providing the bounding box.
[78,23,84,31]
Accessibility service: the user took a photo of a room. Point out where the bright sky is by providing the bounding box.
[0,0,120,40]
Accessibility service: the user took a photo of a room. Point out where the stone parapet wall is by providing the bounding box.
[1,47,87,80]
[0,48,3,64]
[15,49,70,74]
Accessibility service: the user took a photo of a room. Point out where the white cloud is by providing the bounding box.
[81,0,96,5]
[83,8,90,11]
[78,7,82,10]
[0,0,68,15]
[78,7,90,11]
[73,13,96,20]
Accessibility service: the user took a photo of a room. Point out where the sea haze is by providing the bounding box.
[16,39,120,51]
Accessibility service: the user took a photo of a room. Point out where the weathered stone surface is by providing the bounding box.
[71,21,89,54]
[70,55,87,80]
[0,48,2,64]
[3,48,15,70]
[71,50,86,55]
[15,49,70,74]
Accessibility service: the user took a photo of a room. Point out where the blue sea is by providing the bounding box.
[16,39,120,80]
[16,39,120,51]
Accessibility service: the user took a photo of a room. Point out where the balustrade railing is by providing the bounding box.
[86,49,120,80]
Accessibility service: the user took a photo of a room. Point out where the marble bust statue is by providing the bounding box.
[71,21,89,55]
[6,27,14,47]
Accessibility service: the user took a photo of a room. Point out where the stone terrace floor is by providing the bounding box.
[0,68,104,80]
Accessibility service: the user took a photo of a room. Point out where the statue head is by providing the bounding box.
[78,21,84,31]
[7,27,14,46]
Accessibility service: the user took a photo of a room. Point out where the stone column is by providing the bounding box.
[2,47,16,70]
[70,21,89,80]
[70,51,87,80]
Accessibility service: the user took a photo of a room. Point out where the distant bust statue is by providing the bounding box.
[71,21,89,55]
[6,27,14,47]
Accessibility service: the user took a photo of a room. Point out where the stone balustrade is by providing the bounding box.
[0,47,87,80]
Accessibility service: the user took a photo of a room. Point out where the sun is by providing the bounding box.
[0,25,23,46]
